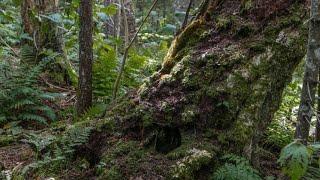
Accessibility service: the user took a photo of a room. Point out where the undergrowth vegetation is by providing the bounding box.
[212,154,261,180]
[278,141,320,180]
[0,61,58,126]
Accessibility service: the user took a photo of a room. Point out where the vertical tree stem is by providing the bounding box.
[295,0,320,144]
[112,0,160,100]
[77,0,93,115]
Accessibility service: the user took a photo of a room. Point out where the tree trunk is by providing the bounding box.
[316,82,320,141]
[89,0,308,178]
[295,0,320,144]
[21,0,61,52]
[108,0,307,156]
[77,0,93,115]
[21,0,34,38]
[104,0,135,44]
[20,0,75,85]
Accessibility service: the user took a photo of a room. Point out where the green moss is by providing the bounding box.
[12,175,25,180]
[99,140,148,178]
[166,136,217,161]
[240,0,253,14]
[171,148,213,179]
[98,166,123,180]
[216,16,233,31]
[181,105,198,124]
[235,25,254,38]
[249,43,267,54]
[162,19,206,73]
[279,4,305,29]
[0,135,15,147]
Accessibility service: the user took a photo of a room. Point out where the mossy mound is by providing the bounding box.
[96,134,218,179]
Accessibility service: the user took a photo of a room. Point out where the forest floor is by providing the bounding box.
[0,80,284,179]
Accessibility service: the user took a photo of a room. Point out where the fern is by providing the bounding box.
[278,140,310,180]
[18,126,93,176]
[18,114,48,125]
[21,133,56,156]
[21,156,66,176]
[0,61,57,126]
[303,144,320,179]
[30,105,57,120]
[212,154,261,180]
[20,45,36,64]
[61,126,93,149]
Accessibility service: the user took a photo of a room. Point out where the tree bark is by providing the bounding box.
[21,0,61,51]
[21,0,34,37]
[106,0,308,159]
[77,0,93,115]
[20,0,75,85]
[295,0,320,144]
[316,81,320,141]
[181,0,194,29]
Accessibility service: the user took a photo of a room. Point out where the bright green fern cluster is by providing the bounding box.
[278,141,320,180]
[212,154,261,180]
[0,61,57,126]
[17,126,93,177]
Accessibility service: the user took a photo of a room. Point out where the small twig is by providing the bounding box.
[33,30,39,51]
[112,0,160,100]
[41,77,76,93]
[0,36,19,57]
[66,95,76,103]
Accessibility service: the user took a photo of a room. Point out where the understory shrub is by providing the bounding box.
[212,154,261,180]
[278,141,320,180]
[0,61,58,126]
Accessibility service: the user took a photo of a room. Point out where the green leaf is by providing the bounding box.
[278,140,310,180]
[18,113,48,125]
[41,13,63,24]
[12,0,22,6]
[101,4,118,16]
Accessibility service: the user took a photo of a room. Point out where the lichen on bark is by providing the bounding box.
[99,0,308,178]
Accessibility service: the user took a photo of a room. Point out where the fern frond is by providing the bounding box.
[38,93,59,100]
[30,105,57,121]
[10,99,35,110]
[278,140,309,180]
[18,113,48,125]
[20,45,36,64]
[212,154,261,180]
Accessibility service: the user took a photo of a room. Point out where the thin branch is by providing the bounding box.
[121,0,129,47]
[112,0,159,100]
[0,36,19,57]
[182,0,194,29]
[41,77,76,93]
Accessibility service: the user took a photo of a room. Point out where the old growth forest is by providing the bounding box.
[1,0,320,179]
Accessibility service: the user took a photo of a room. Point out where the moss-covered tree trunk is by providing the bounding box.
[96,0,308,178]
[20,0,75,85]
[110,0,307,153]
[21,0,61,53]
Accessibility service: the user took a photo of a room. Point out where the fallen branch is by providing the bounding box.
[41,77,76,93]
